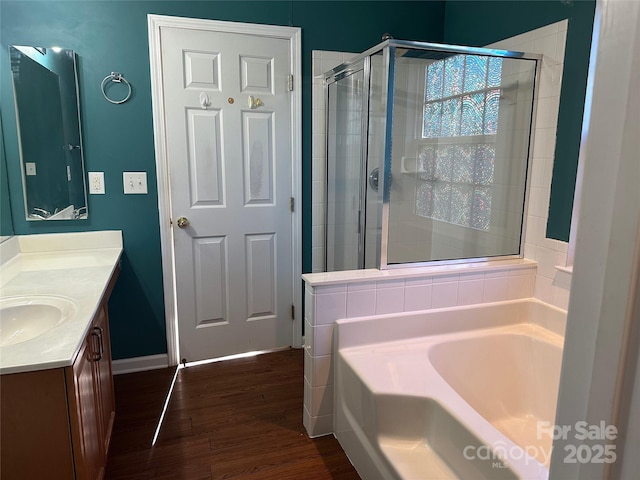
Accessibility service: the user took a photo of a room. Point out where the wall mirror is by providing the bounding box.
[1,114,14,240]
[10,45,88,220]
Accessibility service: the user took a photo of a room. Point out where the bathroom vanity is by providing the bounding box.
[0,232,123,480]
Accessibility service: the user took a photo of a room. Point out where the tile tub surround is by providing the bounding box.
[302,259,537,437]
[0,231,123,374]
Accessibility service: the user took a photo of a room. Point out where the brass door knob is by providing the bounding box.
[176,217,190,229]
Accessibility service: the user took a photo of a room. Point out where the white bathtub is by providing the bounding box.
[334,299,566,480]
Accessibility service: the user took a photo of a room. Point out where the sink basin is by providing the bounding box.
[0,295,77,347]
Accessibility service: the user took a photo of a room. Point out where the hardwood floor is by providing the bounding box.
[105,349,360,479]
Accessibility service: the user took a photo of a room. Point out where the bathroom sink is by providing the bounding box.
[0,295,77,347]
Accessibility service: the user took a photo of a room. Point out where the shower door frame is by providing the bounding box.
[324,39,542,271]
[323,57,372,270]
[378,42,542,269]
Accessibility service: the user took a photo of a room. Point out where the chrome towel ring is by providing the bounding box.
[101,72,132,104]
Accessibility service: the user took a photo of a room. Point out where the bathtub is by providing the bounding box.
[334,299,566,480]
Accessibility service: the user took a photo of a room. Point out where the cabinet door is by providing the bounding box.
[67,331,103,480]
[0,369,75,480]
[93,306,115,459]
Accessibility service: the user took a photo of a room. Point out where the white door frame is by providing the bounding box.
[148,14,303,366]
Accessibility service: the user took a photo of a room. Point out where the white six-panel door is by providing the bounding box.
[157,23,296,363]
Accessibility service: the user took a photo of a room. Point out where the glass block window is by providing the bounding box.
[423,55,502,138]
[416,144,494,230]
[417,54,502,231]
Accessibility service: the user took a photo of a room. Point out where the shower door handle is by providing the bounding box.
[368,168,392,192]
[368,168,380,191]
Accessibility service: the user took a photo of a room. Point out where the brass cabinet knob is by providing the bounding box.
[176,217,190,229]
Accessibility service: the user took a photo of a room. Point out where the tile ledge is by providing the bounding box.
[302,259,537,286]
[555,265,573,274]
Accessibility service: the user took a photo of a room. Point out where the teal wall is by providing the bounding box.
[443,0,596,241]
[0,0,595,359]
[0,0,445,360]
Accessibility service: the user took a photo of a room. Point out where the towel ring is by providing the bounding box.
[101,72,132,104]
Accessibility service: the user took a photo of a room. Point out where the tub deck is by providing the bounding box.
[334,300,566,480]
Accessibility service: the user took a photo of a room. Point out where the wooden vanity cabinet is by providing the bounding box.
[0,267,118,480]
[66,304,115,480]
[66,315,103,480]
[94,306,116,460]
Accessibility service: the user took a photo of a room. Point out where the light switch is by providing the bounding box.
[25,162,36,176]
[123,172,148,194]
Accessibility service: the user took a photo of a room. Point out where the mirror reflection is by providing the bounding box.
[10,45,88,220]
[1,114,14,240]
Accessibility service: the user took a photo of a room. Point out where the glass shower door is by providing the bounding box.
[325,65,366,271]
[363,51,385,269]
[384,48,537,266]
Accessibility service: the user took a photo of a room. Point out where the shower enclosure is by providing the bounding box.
[324,40,539,271]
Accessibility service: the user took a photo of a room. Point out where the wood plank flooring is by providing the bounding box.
[105,349,360,479]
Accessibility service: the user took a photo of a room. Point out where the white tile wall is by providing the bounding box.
[488,19,573,310]
[404,279,433,311]
[431,276,459,309]
[457,278,484,306]
[346,287,376,317]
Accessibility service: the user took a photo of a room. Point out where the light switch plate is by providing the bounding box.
[25,162,36,176]
[88,172,105,194]
[123,172,148,194]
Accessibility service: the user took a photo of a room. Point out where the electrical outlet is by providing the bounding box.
[123,172,148,194]
[88,172,105,194]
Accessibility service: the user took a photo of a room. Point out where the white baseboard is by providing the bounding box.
[112,353,170,375]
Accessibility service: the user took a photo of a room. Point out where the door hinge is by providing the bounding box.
[291,304,295,320]
[290,196,295,212]
[287,74,294,92]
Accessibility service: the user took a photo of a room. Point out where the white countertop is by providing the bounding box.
[0,232,123,375]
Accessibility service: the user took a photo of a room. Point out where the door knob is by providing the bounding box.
[176,217,190,229]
